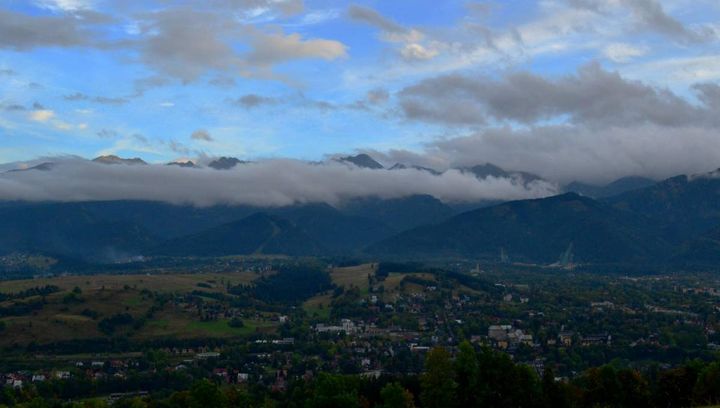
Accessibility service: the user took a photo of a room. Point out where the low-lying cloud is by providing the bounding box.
[0,158,558,207]
[367,124,720,185]
[386,63,720,184]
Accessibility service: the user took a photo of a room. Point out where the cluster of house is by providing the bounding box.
[315,319,358,334]
[210,365,319,393]
[2,349,243,390]
[486,324,534,349]
[2,370,71,388]
[681,287,720,297]
[252,338,295,346]
[157,346,222,356]
[485,324,612,349]
[3,359,148,386]
[314,318,430,344]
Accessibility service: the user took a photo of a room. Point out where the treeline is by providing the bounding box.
[411,344,720,408]
[377,261,498,294]
[97,313,135,335]
[376,262,424,278]
[0,299,45,318]
[5,343,720,407]
[0,286,60,317]
[0,285,59,302]
[230,264,332,304]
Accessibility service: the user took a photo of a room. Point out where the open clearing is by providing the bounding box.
[303,265,443,319]
[330,263,377,292]
[0,271,264,294]
[0,271,273,347]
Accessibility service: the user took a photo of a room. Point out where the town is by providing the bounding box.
[1,259,719,406]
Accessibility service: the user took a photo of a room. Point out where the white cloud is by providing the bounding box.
[293,9,340,26]
[53,120,73,130]
[371,124,720,184]
[348,5,440,61]
[343,0,715,86]
[0,158,559,206]
[397,63,715,128]
[52,120,88,131]
[35,0,94,12]
[136,8,347,81]
[124,22,141,36]
[629,55,720,84]
[383,29,425,44]
[246,31,347,66]
[567,0,715,43]
[603,43,648,62]
[27,108,88,131]
[401,43,439,61]
[0,9,92,49]
[30,109,55,122]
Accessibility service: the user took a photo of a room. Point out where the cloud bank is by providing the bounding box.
[379,63,720,184]
[367,125,720,185]
[0,158,558,207]
[398,63,720,128]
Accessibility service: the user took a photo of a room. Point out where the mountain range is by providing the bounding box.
[367,192,672,264]
[3,154,720,269]
[0,194,454,261]
[338,153,384,169]
[208,157,248,170]
[4,153,656,201]
[565,176,657,198]
[368,170,720,266]
[151,213,324,257]
[92,155,147,166]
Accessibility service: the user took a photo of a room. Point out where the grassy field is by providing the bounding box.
[0,271,263,293]
[0,265,450,344]
[382,272,435,292]
[302,293,333,319]
[302,265,442,319]
[330,263,377,292]
[301,263,377,319]
[0,271,274,347]
[186,319,277,337]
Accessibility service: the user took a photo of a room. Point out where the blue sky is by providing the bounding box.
[1,0,720,178]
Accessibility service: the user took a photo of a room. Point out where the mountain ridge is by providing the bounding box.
[367,192,672,264]
[92,155,147,166]
[151,212,325,257]
[565,176,657,198]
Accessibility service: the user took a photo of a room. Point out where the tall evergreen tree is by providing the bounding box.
[455,341,479,407]
[380,382,415,408]
[420,347,457,408]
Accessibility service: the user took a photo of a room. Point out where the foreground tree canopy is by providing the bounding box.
[3,343,720,408]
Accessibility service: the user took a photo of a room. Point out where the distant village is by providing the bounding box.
[3,264,720,403]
